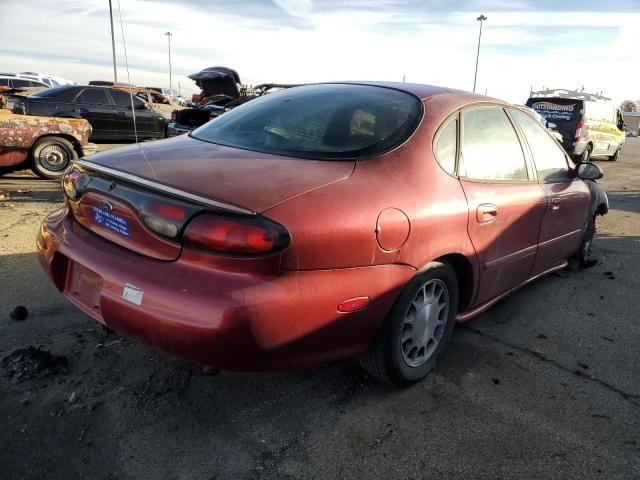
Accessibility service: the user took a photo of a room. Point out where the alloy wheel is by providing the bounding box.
[400,279,449,367]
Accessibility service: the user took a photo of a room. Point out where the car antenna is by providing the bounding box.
[116,0,138,143]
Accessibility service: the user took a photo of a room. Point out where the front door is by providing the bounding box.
[510,108,591,274]
[73,88,118,140]
[459,106,547,305]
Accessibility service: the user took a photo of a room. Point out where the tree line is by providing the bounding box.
[620,100,640,112]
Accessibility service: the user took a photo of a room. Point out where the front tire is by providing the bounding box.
[359,262,458,386]
[575,214,597,267]
[31,136,77,179]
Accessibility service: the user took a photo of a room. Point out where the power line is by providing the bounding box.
[116,0,138,143]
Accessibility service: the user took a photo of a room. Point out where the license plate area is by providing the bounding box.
[66,262,103,318]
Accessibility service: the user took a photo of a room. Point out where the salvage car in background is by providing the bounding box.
[112,86,180,119]
[0,85,47,109]
[0,109,95,178]
[0,75,49,90]
[38,83,608,385]
[15,72,77,87]
[527,89,625,161]
[146,87,186,106]
[167,66,299,136]
[10,85,168,141]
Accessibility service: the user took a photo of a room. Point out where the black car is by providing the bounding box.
[10,85,168,141]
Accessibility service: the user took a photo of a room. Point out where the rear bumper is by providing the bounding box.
[37,209,413,371]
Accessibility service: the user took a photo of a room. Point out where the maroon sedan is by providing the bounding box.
[37,82,606,385]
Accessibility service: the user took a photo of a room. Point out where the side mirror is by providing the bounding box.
[577,162,603,180]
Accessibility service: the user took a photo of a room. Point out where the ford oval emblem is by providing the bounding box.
[99,200,113,212]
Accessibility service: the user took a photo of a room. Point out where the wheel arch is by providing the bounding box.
[432,253,474,312]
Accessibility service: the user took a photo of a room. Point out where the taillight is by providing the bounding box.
[62,168,86,200]
[183,214,290,255]
[149,202,186,221]
[141,201,187,238]
[575,119,584,142]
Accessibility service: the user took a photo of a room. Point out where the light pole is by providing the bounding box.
[165,31,173,90]
[473,14,487,93]
[108,0,117,83]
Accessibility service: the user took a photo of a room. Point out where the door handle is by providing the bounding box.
[551,198,562,210]
[477,203,498,223]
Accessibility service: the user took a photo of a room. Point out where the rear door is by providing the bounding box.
[109,89,160,139]
[510,108,590,274]
[458,106,547,305]
[72,88,118,140]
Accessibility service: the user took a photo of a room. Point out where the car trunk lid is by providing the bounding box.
[81,135,355,213]
[65,136,353,260]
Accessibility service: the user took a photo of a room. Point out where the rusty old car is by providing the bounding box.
[0,109,96,178]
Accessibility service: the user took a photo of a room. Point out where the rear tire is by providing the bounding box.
[581,144,592,163]
[359,262,458,386]
[31,136,77,179]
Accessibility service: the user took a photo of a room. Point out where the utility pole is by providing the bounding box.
[108,0,118,83]
[473,14,487,93]
[165,31,173,90]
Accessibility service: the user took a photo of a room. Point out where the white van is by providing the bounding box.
[16,72,77,88]
[527,89,625,161]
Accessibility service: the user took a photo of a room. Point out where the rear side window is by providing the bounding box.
[192,84,423,160]
[30,86,79,100]
[0,78,8,86]
[460,107,528,181]
[434,119,457,175]
[511,109,569,182]
[77,89,109,105]
[12,79,38,88]
[586,101,616,123]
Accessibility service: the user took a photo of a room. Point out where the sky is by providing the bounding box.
[1,0,639,104]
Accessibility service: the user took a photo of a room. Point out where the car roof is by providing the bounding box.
[329,81,496,103]
[0,75,47,83]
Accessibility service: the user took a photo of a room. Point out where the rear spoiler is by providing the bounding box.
[73,159,256,216]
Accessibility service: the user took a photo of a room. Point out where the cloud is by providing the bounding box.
[0,0,638,103]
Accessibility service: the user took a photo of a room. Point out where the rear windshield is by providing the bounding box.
[191,84,422,160]
[526,97,583,123]
[526,97,583,146]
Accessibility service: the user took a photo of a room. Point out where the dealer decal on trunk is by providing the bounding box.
[92,206,130,238]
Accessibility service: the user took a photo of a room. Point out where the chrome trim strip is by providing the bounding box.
[485,244,537,270]
[538,229,582,248]
[73,159,256,216]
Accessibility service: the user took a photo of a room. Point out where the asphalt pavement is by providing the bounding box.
[0,140,638,479]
